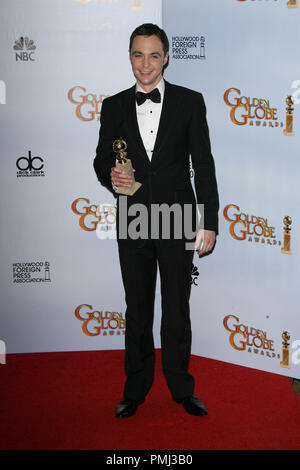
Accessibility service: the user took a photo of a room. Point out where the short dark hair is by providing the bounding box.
[129,23,169,56]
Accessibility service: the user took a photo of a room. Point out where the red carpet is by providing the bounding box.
[0,349,300,450]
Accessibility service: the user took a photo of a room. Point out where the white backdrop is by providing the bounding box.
[1,0,299,379]
[163,0,300,379]
[0,0,162,354]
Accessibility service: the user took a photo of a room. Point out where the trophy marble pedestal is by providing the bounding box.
[115,159,141,196]
[283,96,295,136]
[280,332,291,369]
[281,216,292,254]
[113,138,142,196]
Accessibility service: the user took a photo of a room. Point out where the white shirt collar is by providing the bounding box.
[135,78,165,100]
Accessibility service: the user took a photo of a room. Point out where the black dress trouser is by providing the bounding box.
[118,239,195,403]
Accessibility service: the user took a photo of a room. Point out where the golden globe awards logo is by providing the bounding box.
[75,304,125,336]
[67,86,109,122]
[224,88,283,129]
[223,316,300,369]
[223,204,281,248]
[71,198,116,238]
[223,315,280,361]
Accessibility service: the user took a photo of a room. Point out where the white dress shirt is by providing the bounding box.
[112,79,164,191]
[135,78,165,161]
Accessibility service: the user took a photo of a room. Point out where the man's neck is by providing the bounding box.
[136,77,164,93]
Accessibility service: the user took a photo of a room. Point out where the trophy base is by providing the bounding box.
[283,130,295,136]
[115,159,142,196]
[116,181,142,196]
[280,362,291,369]
[287,3,298,8]
[281,248,292,254]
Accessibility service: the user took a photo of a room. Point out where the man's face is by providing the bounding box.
[130,34,168,92]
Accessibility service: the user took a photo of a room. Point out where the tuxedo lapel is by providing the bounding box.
[124,85,150,165]
[123,81,181,167]
[151,81,181,167]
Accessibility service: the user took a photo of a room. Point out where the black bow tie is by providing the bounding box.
[136,88,161,106]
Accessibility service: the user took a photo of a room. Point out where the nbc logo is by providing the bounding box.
[13,36,36,61]
[191,264,199,286]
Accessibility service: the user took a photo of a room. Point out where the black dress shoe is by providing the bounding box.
[181,395,208,416]
[115,398,142,418]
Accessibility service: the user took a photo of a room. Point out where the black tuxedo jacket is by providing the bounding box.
[93,80,219,240]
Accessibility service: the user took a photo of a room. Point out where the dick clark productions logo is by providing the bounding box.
[16,151,45,177]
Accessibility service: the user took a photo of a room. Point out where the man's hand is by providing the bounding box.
[111,166,134,188]
[194,229,216,256]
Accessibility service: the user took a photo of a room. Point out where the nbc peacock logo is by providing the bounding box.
[191,264,199,286]
[13,36,36,61]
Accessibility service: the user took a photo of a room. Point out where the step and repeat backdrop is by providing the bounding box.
[1,0,299,379]
[163,0,300,379]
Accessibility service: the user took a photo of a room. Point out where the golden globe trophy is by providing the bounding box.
[113,137,141,196]
[280,331,291,369]
[281,216,292,254]
[287,0,298,8]
[283,96,295,136]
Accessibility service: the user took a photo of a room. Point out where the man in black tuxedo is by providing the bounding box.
[93,24,219,418]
